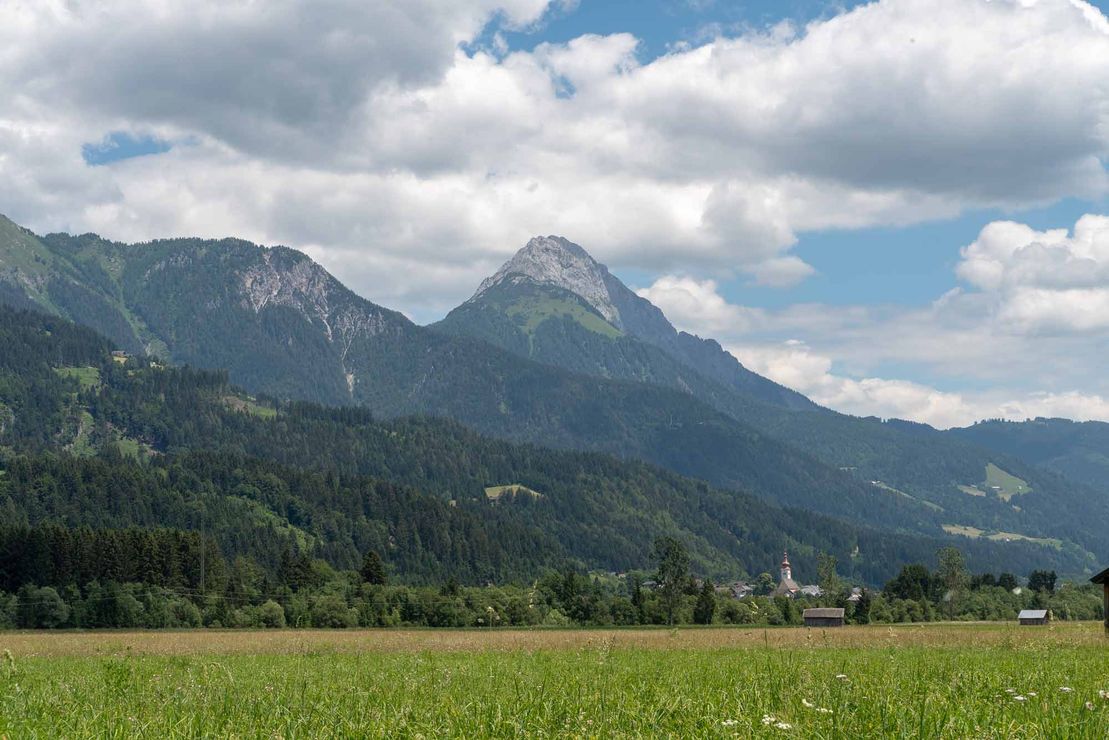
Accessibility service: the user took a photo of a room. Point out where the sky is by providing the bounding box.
[2,0,1109,428]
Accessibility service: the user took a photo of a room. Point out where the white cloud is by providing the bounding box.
[957,214,1109,333]
[636,276,761,335]
[730,339,1109,428]
[0,0,1107,316]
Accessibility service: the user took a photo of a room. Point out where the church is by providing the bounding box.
[772,551,802,597]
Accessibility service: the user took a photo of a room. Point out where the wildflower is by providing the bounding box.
[1004,688,1016,694]
[774,721,792,730]
[1059,687,1074,693]
[1013,695,1027,702]
[761,715,775,726]
[1099,690,1109,700]
[1027,691,1037,697]
[721,719,738,727]
[801,699,814,708]
[816,707,833,714]
[834,674,848,681]
[1086,702,1096,711]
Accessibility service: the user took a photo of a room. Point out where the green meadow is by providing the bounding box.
[2,623,1108,738]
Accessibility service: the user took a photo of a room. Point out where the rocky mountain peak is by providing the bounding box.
[473,235,622,325]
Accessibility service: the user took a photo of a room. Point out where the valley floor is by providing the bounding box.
[2,623,1108,737]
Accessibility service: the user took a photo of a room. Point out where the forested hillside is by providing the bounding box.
[0,306,1092,587]
[950,418,1109,491]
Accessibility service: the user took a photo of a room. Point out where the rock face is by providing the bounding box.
[474,236,625,326]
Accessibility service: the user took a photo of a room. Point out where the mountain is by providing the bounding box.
[950,418,1109,492]
[0,216,938,534]
[464,235,815,411]
[2,216,1107,568]
[438,235,1109,563]
[5,303,1080,583]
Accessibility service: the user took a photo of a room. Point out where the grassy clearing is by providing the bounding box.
[506,295,623,339]
[870,480,943,511]
[941,524,1062,548]
[986,462,1032,502]
[54,365,101,391]
[222,395,278,419]
[1,624,1107,737]
[484,483,544,501]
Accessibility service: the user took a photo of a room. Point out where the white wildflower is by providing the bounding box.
[1013,695,1027,702]
[1086,701,1096,711]
[1004,688,1016,694]
[1059,687,1074,693]
[1027,691,1037,697]
[1099,690,1109,700]
[816,707,833,714]
[774,721,792,730]
[761,715,776,726]
[835,674,848,681]
[801,699,814,708]
[721,720,738,727]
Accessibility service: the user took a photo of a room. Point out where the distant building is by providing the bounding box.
[803,607,845,627]
[1091,567,1109,632]
[716,581,754,599]
[772,552,801,597]
[846,587,863,603]
[110,350,129,364]
[800,584,823,598]
[1017,609,1050,626]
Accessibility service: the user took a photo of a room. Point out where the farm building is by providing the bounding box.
[1091,567,1109,632]
[803,608,845,627]
[1017,609,1049,625]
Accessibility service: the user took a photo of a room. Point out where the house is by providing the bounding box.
[1091,567,1109,632]
[846,587,863,603]
[800,584,823,598]
[772,552,801,597]
[1017,609,1050,625]
[716,581,753,599]
[803,607,845,627]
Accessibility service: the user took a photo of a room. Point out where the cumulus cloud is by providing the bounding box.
[0,0,1107,316]
[636,276,761,334]
[730,339,1109,428]
[957,214,1109,333]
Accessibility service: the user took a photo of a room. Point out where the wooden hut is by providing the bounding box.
[1017,609,1049,626]
[1091,567,1109,632]
[803,607,844,627]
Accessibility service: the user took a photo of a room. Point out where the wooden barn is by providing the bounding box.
[803,607,845,627]
[1092,567,1109,632]
[1017,609,1049,626]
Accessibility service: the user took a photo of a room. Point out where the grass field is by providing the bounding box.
[2,623,1108,737]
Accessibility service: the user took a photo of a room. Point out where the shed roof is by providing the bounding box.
[1091,566,1109,584]
[803,608,845,618]
[1018,609,1048,619]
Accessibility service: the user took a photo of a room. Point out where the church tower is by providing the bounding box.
[773,550,801,597]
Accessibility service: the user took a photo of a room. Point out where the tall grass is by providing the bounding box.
[1,624,1107,737]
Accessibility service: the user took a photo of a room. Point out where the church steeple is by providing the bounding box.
[772,550,800,597]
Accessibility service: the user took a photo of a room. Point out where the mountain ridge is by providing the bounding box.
[2,214,1107,567]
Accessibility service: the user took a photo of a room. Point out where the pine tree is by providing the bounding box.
[693,579,716,625]
[360,550,388,585]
